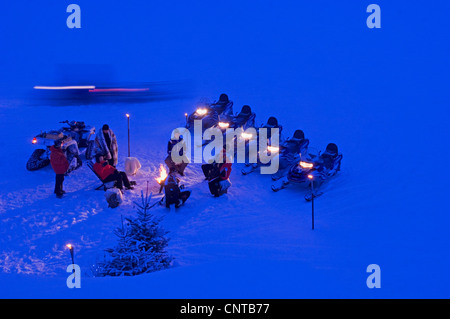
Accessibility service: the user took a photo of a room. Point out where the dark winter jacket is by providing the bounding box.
[167,137,184,157]
[164,174,181,204]
[50,146,69,174]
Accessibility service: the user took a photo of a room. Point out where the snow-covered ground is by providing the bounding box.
[0,1,449,298]
[0,91,448,298]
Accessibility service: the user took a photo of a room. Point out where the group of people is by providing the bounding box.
[159,94,240,209]
[49,92,333,207]
[50,124,132,198]
[161,136,233,209]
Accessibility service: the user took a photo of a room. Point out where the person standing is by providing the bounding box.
[50,139,69,198]
[95,124,118,167]
[165,132,188,176]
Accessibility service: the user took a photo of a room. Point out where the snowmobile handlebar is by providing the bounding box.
[59,120,79,129]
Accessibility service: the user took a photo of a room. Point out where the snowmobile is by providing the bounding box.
[271,143,343,200]
[212,105,257,148]
[216,105,256,132]
[185,93,233,130]
[244,115,282,145]
[240,116,283,174]
[26,120,96,171]
[270,130,310,181]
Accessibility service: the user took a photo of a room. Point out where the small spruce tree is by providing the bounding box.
[93,192,173,276]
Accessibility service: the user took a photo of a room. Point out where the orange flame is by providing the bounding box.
[155,164,168,184]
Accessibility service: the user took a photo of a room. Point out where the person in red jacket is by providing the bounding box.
[207,145,232,197]
[93,154,133,190]
[50,140,69,198]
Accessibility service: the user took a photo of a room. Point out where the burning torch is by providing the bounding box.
[66,243,75,272]
[126,113,131,157]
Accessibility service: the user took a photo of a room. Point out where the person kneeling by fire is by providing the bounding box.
[160,166,191,208]
[94,154,135,191]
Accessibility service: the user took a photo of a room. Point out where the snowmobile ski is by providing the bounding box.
[271,178,289,192]
[241,164,259,175]
[271,170,287,181]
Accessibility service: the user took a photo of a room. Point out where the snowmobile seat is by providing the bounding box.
[261,116,283,139]
[293,129,305,140]
[285,130,308,154]
[239,105,252,116]
[209,94,233,115]
[86,161,116,191]
[213,101,233,117]
[332,154,343,171]
[323,143,338,157]
[320,154,343,178]
[219,93,229,102]
[280,130,309,158]
[234,105,256,128]
[266,116,278,127]
[319,144,342,174]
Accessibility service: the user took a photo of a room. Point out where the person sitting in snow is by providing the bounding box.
[205,145,232,197]
[162,167,191,208]
[93,154,134,190]
[50,139,70,198]
[94,124,118,167]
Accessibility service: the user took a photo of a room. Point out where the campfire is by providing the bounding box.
[155,164,168,184]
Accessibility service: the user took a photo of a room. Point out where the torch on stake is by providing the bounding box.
[308,175,315,230]
[66,244,75,272]
[185,113,188,127]
[126,114,131,157]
